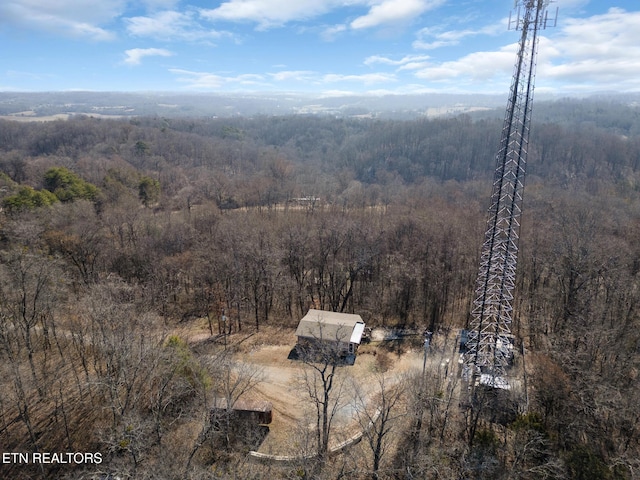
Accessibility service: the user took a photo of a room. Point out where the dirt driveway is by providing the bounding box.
[238,337,425,456]
[182,324,441,456]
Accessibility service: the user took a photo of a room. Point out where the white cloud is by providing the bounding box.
[126,11,190,37]
[364,54,430,67]
[200,0,344,29]
[169,68,268,89]
[413,21,505,50]
[322,73,397,84]
[391,7,640,94]
[350,0,444,30]
[200,0,443,31]
[65,22,115,41]
[0,0,124,40]
[398,61,431,72]
[538,8,640,92]
[413,27,473,50]
[269,70,316,82]
[321,23,347,41]
[414,44,516,83]
[124,48,173,66]
[126,10,228,42]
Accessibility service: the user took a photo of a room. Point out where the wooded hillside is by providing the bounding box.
[1,99,639,479]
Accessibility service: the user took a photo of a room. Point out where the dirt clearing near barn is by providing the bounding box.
[181,324,444,457]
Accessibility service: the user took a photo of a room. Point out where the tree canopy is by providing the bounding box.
[2,185,58,212]
[43,166,100,202]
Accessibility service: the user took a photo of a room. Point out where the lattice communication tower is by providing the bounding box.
[465,0,556,387]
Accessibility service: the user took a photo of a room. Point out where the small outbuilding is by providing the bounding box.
[211,398,273,425]
[295,309,366,358]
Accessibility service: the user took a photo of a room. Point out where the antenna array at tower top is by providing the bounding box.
[510,0,558,31]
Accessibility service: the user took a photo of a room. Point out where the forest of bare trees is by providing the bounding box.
[0,99,639,479]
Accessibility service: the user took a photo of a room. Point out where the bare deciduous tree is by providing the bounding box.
[353,372,405,479]
[297,327,350,460]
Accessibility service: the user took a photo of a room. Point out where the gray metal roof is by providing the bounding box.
[295,309,365,344]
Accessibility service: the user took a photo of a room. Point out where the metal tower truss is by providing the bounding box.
[465,0,556,387]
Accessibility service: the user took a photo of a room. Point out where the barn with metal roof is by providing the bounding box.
[295,309,365,359]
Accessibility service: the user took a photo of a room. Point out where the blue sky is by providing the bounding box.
[1,0,639,95]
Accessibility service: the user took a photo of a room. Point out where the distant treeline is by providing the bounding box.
[1,99,640,213]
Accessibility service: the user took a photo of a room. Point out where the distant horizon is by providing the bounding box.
[1,89,632,99]
[2,89,637,122]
